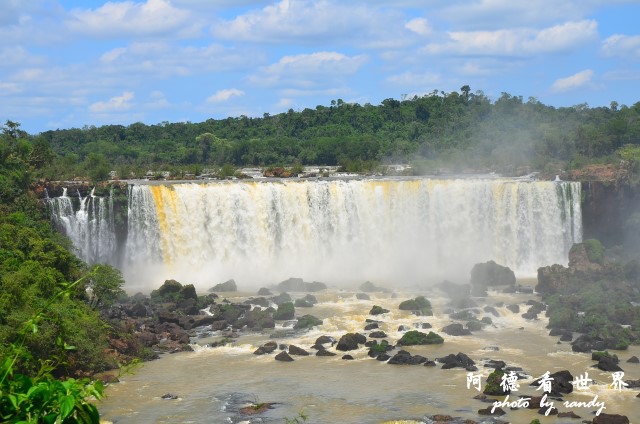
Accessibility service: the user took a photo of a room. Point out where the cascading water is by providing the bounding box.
[47,187,117,266]
[48,178,582,290]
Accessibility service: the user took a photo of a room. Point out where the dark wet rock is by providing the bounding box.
[275,351,294,362]
[470,260,516,296]
[483,359,506,369]
[483,346,500,351]
[449,309,477,320]
[277,277,327,292]
[257,287,272,296]
[237,308,275,330]
[398,325,409,332]
[572,334,607,353]
[538,406,558,415]
[592,414,630,424]
[595,355,623,372]
[293,314,322,330]
[417,322,432,329]
[254,341,278,355]
[336,333,366,351]
[466,320,483,331]
[477,406,505,416]
[437,352,475,370]
[178,314,216,330]
[483,306,500,317]
[364,322,379,330]
[623,378,640,388]
[161,393,179,400]
[387,350,428,365]
[270,292,292,306]
[398,330,444,346]
[557,411,581,419]
[560,333,573,342]
[274,302,295,320]
[342,354,354,360]
[316,348,337,357]
[369,330,387,338]
[127,302,148,318]
[626,355,639,363]
[244,297,270,307]
[506,304,520,313]
[376,353,391,361]
[521,301,546,320]
[210,303,247,325]
[209,279,237,292]
[442,323,472,336]
[288,345,309,356]
[355,293,370,300]
[315,335,334,345]
[530,370,573,396]
[359,281,389,292]
[369,305,390,315]
[211,320,228,331]
[424,360,436,367]
[302,294,318,304]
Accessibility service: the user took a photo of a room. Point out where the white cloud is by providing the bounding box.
[66,0,198,38]
[550,70,594,92]
[275,98,294,109]
[89,91,135,113]
[0,46,45,68]
[423,20,598,57]
[405,18,431,36]
[212,0,414,48]
[249,52,368,88]
[97,42,264,78]
[207,88,246,103]
[602,34,640,59]
[387,71,441,86]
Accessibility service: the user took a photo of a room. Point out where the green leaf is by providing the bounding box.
[63,342,76,351]
[8,394,18,409]
[59,394,75,419]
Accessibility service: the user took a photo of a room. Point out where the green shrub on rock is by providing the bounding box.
[274,302,295,320]
[398,330,444,345]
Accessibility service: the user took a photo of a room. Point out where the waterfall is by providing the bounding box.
[47,187,117,266]
[48,178,582,290]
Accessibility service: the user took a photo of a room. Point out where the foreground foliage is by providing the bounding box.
[0,275,105,423]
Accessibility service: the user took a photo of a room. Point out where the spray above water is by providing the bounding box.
[48,178,582,291]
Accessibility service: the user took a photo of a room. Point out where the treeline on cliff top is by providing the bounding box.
[21,87,640,180]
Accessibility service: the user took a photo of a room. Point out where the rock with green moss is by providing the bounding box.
[274,302,295,320]
[294,314,323,330]
[483,369,509,396]
[398,330,444,346]
[369,305,390,315]
[398,296,433,316]
[209,279,237,292]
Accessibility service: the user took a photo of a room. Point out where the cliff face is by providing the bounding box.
[581,180,640,248]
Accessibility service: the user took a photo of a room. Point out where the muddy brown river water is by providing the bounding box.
[100,286,640,423]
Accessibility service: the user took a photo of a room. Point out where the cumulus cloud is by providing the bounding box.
[405,18,432,36]
[386,71,441,86]
[66,0,198,38]
[438,0,586,29]
[422,20,598,57]
[97,42,264,78]
[249,51,368,88]
[602,34,640,59]
[89,91,135,112]
[207,88,246,103]
[550,70,594,92]
[212,0,414,48]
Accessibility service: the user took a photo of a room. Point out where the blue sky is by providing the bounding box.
[1,0,639,134]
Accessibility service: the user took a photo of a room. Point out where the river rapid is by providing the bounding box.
[99,283,640,424]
